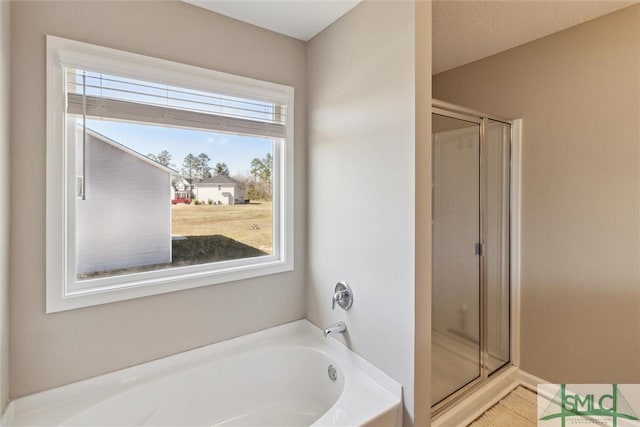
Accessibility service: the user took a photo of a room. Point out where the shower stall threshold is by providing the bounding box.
[431,366,548,427]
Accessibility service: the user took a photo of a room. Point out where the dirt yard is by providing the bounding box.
[172,201,273,254]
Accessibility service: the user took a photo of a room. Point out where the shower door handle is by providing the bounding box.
[475,243,483,256]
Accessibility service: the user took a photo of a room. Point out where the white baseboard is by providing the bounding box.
[431,367,550,427]
[518,369,549,391]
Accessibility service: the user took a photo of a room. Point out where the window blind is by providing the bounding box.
[65,69,287,139]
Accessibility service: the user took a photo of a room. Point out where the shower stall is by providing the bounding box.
[431,99,513,413]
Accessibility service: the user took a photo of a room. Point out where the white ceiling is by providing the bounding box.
[184,0,637,72]
[433,1,636,74]
[183,0,361,41]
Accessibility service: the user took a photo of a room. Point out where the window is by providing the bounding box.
[46,36,294,312]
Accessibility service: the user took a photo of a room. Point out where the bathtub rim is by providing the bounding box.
[7,319,402,425]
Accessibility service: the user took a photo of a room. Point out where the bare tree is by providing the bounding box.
[182,153,198,180]
[197,153,212,179]
[214,162,230,176]
[249,153,273,200]
[147,150,173,167]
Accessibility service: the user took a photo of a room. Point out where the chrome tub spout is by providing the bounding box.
[323,322,346,337]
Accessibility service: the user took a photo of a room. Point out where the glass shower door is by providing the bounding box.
[431,113,481,406]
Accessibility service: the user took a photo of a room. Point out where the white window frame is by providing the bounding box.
[46,36,294,313]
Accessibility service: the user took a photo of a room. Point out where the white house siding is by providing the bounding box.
[194,184,244,205]
[76,132,172,274]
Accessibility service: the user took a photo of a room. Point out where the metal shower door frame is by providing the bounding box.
[431,99,513,416]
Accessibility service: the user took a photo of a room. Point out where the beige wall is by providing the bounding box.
[306,1,430,424]
[434,5,640,382]
[10,1,306,397]
[0,0,10,415]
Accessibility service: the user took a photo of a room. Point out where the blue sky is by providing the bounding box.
[85,119,272,177]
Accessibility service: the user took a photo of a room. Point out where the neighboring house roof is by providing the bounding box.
[193,175,241,186]
[82,126,177,175]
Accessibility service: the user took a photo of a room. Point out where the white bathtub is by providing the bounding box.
[7,320,402,426]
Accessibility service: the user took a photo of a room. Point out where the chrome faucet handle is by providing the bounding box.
[331,290,347,309]
[331,281,353,310]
